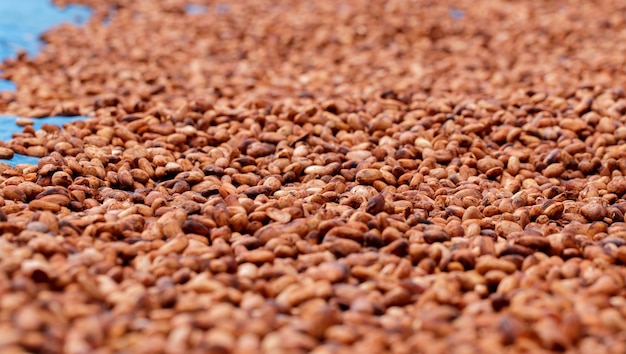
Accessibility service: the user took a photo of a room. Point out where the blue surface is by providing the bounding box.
[0,0,90,60]
[9,154,41,165]
[0,1,92,166]
[215,4,230,14]
[0,115,90,142]
[449,7,465,20]
[0,79,15,91]
[0,115,90,167]
[185,4,207,15]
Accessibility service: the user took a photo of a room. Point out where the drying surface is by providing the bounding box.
[0,0,90,166]
[0,0,625,353]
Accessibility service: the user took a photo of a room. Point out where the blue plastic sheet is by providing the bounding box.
[449,7,465,20]
[0,0,90,60]
[185,4,207,15]
[8,154,41,166]
[0,115,90,141]
[0,115,90,166]
[0,1,91,166]
[0,79,15,91]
